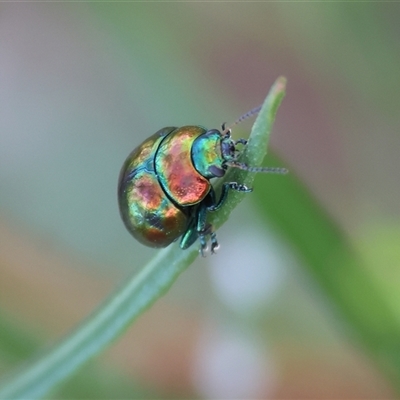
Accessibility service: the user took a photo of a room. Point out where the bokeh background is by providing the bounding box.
[1,2,400,399]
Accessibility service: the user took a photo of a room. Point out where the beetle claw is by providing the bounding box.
[229,182,253,193]
[210,232,219,254]
[198,225,220,256]
[199,234,208,257]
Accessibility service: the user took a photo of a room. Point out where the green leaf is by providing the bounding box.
[0,76,287,400]
[253,153,400,393]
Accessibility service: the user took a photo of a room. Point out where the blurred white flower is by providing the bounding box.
[208,228,287,313]
[192,324,276,399]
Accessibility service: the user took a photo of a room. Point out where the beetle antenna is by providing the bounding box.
[222,104,262,134]
[226,161,288,174]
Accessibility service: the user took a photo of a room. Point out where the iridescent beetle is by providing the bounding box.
[118,106,287,256]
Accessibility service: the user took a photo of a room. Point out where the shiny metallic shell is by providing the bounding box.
[155,126,211,206]
[118,127,188,247]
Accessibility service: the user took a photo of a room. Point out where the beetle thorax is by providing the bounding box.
[191,129,226,179]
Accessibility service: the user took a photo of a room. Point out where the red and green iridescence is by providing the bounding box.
[118,125,230,249]
[155,126,211,206]
[118,127,188,248]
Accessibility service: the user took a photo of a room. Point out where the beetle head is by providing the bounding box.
[220,109,288,175]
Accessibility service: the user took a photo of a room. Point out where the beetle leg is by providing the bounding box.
[180,211,198,250]
[198,230,208,257]
[198,184,251,255]
[207,182,252,212]
[180,226,197,250]
[210,232,219,254]
[234,138,248,146]
[198,223,220,256]
[182,182,251,255]
[196,203,211,257]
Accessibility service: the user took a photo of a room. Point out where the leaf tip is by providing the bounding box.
[271,76,287,98]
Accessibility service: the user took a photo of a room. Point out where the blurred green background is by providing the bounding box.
[1,2,400,399]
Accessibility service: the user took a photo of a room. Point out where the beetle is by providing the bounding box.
[118,106,286,256]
